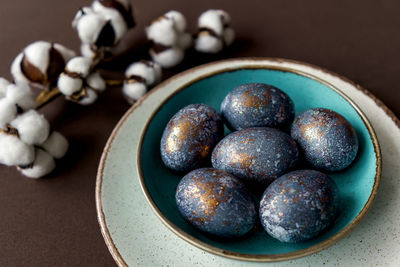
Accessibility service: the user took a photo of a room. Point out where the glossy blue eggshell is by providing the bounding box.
[221,83,295,131]
[291,108,359,171]
[211,127,299,184]
[259,170,339,243]
[175,168,257,238]
[160,104,224,172]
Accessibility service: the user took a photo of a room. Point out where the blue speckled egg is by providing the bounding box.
[291,108,359,171]
[211,127,299,184]
[160,104,224,172]
[259,170,339,243]
[175,168,257,238]
[221,83,295,131]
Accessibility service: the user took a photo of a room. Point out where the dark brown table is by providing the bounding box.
[0,0,399,266]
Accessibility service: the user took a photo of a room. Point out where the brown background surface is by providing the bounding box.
[0,0,399,266]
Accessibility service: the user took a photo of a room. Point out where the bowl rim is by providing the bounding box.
[96,57,384,265]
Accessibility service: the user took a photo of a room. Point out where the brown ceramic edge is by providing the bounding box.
[96,57,393,265]
[135,62,382,261]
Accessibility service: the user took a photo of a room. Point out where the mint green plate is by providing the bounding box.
[137,64,381,262]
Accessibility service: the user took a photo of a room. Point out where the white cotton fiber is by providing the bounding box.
[53,43,76,62]
[75,12,107,45]
[152,62,162,84]
[0,98,17,128]
[22,41,51,74]
[66,56,93,77]
[96,6,127,42]
[150,47,184,68]
[57,74,83,96]
[72,6,95,28]
[86,72,106,92]
[218,10,231,25]
[223,27,235,46]
[125,62,156,85]
[92,0,131,14]
[6,83,35,111]
[195,33,223,53]
[0,133,35,166]
[0,78,11,98]
[20,148,55,178]
[10,110,50,145]
[146,18,178,46]
[198,10,224,36]
[78,88,98,105]
[122,81,147,104]
[80,43,96,59]
[165,10,187,33]
[41,131,69,159]
[10,53,28,85]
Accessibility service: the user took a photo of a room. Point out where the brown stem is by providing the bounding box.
[34,78,123,110]
[36,87,61,110]
[105,79,123,87]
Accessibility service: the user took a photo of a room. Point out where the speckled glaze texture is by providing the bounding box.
[291,108,359,171]
[259,170,339,243]
[211,127,299,184]
[221,83,295,130]
[175,168,257,238]
[160,104,224,172]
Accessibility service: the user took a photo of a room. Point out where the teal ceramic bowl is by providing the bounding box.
[137,63,381,262]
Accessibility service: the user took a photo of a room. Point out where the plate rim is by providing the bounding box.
[96,57,396,266]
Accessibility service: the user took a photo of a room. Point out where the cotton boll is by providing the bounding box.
[92,0,134,29]
[0,78,11,98]
[153,62,162,83]
[11,41,69,86]
[75,12,107,45]
[57,73,83,96]
[0,98,17,128]
[20,149,55,178]
[22,41,51,74]
[6,83,35,111]
[80,43,96,59]
[53,43,76,62]
[78,88,98,105]
[41,131,69,159]
[114,0,130,10]
[125,62,157,85]
[10,110,50,145]
[218,10,231,25]
[165,10,187,33]
[98,8,127,42]
[178,32,192,50]
[11,53,29,85]
[146,18,178,46]
[150,47,184,68]
[223,27,235,46]
[86,72,106,92]
[72,6,95,28]
[195,32,223,53]
[122,81,147,104]
[0,133,35,166]
[198,10,224,36]
[66,57,93,77]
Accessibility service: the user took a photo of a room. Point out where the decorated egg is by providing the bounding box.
[259,170,339,243]
[175,168,257,238]
[221,83,294,130]
[291,108,358,171]
[160,104,224,172]
[211,127,299,184]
